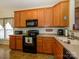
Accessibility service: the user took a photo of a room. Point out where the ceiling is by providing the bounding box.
[0,0,59,9]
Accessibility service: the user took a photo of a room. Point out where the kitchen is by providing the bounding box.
[0,0,79,59]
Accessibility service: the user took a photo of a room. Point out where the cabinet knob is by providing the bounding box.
[64,16,68,20]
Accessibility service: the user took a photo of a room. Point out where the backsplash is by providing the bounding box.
[14,27,67,34]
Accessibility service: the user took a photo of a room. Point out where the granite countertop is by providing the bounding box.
[38,34,79,59]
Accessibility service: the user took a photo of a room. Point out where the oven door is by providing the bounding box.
[23,36,37,53]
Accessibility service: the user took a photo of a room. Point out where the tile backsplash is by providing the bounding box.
[14,27,67,34]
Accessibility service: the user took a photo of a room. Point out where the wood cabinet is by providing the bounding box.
[37,8,53,27]
[37,36,64,59]
[54,39,63,59]
[14,11,21,28]
[15,36,23,50]
[9,36,16,49]
[42,37,55,54]
[53,1,69,27]
[9,35,23,50]
[53,4,60,26]
[37,37,43,53]
[14,1,69,27]
[14,8,54,27]
[45,8,54,27]
[37,8,45,27]
[37,37,55,54]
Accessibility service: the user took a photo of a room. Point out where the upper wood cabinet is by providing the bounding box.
[60,1,69,26]
[14,11,21,28]
[37,8,54,27]
[44,8,54,27]
[14,1,69,28]
[53,1,69,27]
[37,8,45,27]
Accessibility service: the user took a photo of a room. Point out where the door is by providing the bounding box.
[55,39,63,59]
[43,37,53,54]
[9,36,16,49]
[53,4,60,26]
[16,36,23,50]
[14,11,21,27]
[44,8,53,27]
[61,1,69,26]
[37,37,43,53]
[37,8,45,27]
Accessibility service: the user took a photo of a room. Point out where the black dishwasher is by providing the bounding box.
[63,48,76,59]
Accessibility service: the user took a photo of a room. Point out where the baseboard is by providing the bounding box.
[0,40,9,45]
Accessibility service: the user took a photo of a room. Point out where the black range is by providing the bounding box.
[23,30,39,53]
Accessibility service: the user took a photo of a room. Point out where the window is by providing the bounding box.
[5,22,13,39]
[0,17,13,40]
[0,25,4,40]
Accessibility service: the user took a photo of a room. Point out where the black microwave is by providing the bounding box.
[26,19,38,27]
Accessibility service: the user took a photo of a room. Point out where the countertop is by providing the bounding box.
[38,34,79,59]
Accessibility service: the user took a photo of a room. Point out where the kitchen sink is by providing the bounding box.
[61,38,79,45]
[69,40,79,45]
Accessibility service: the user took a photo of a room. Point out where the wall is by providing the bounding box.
[0,0,60,18]
[14,27,66,34]
[0,8,15,18]
[69,0,75,30]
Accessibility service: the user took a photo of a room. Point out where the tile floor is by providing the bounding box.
[0,45,54,59]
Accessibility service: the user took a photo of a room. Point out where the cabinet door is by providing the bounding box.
[20,11,28,27]
[55,39,63,59]
[53,4,60,26]
[44,8,54,27]
[9,36,16,49]
[53,1,69,27]
[14,11,21,28]
[61,1,69,26]
[31,9,38,19]
[37,37,43,53]
[37,8,45,27]
[43,37,53,54]
[16,36,23,50]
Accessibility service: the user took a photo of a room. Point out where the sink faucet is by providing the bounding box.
[71,32,75,40]
[67,30,75,40]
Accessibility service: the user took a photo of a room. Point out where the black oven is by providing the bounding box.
[26,19,38,27]
[23,36,37,53]
[23,30,39,53]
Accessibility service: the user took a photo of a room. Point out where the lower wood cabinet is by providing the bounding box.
[37,36,63,59]
[54,39,63,59]
[9,36,16,49]
[37,37,55,54]
[9,35,23,50]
